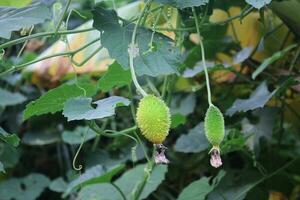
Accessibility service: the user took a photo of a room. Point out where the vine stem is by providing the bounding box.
[192,7,212,106]
[55,0,72,34]
[128,0,154,97]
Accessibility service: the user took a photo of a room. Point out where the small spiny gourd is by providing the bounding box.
[204,104,225,150]
[136,95,171,144]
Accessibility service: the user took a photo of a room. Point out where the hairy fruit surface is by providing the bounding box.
[204,105,225,146]
[136,95,171,144]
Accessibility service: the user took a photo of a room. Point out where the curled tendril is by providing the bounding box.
[72,128,89,171]
[154,144,169,164]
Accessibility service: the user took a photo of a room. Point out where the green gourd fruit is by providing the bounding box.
[136,95,171,144]
[204,104,225,149]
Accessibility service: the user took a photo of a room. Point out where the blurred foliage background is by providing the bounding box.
[0,0,300,200]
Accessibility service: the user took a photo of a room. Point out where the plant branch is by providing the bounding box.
[55,0,72,34]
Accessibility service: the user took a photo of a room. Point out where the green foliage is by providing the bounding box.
[0,2,51,39]
[178,170,226,200]
[0,127,20,147]
[62,96,130,121]
[62,126,97,144]
[23,82,96,120]
[92,6,181,77]
[0,173,50,200]
[245,0,272,9]
[154,0,208,9]
[98,62,132,92]
[0,88,26,107]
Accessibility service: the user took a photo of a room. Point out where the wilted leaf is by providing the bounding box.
[0,173,50,200]
[98,62,131,92]
[63,164,124,197]
[252,44,297,79]
[245,0,272,9]
[23,82,96,121]
[154,0,209,9]
[178,170,226,200]
[62,126,97,145]
[62,96,130,121]
[115,164,168,200]
[92,7,181,77]
[0,127,20,147]
[0,88,26,107]
[226,81,276,116]
[171,113,186,128]
[0,2,51,39]
[175,123,209,153]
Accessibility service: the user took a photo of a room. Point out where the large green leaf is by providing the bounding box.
[178,170,226,200]
[0,143,20,169]
[98,62,132,92]
[252,44,297,79]
[115,164,167,200]
[0,161,4,173]
[0,127,20,147]
[0,173,50,200]
[62,126,97,145]
[77,183,123,200]
[174,122,209,153]
[226,82,276,116]
[63,164,124,197]
[92,7,181,77]
[245,0,272,9]
[62,96,130,121]
[154,0,208,9]
[0,2,51,39]
[0,88,26,107]
[23,82,96,121]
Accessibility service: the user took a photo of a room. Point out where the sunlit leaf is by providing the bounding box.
[226,82,276,116]
[92,7,181,77]
[171,113,186,128]
[175,123,209,153]
[0,127,20,147]
[98,62,131,92]
[245,0,272,9]
[23,81,96,121]
[178,170,226,200]
[62,96,130,121]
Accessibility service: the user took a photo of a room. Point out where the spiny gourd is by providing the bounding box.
[136,95,171,144]
[204,104,225,151]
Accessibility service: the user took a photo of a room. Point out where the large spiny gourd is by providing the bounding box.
[136,95,170,144]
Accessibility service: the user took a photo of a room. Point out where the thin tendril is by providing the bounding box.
[192,7,212,106]
[72,128,88,171]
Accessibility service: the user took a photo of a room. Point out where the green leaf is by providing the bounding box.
[245,0,272,9]
[98,62,131,92]
[171,113,186,128]
[221,129,246,154]
[226,81,276,116]
[63,164,124,197]
[171,93,196,116]
[174,123,209,153]
[115,164,168,200]
[92,7,181,77]
[62,96,130,121]
[0,161,4,173]
[0,2,51,39]
[0,173,50,200]
[252,44,297,79]
[178,170,226,200]
[207,171,261,200]
[62,126,97,145]
[0,0,32,8]
[22,130,60,146]
[154,0,208,9]
[78,183,123,200]
[0,88,26,107]
[0,127,20,147]
[49,177,68,193]
[23,82,96,121]
[0,143,20,169]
